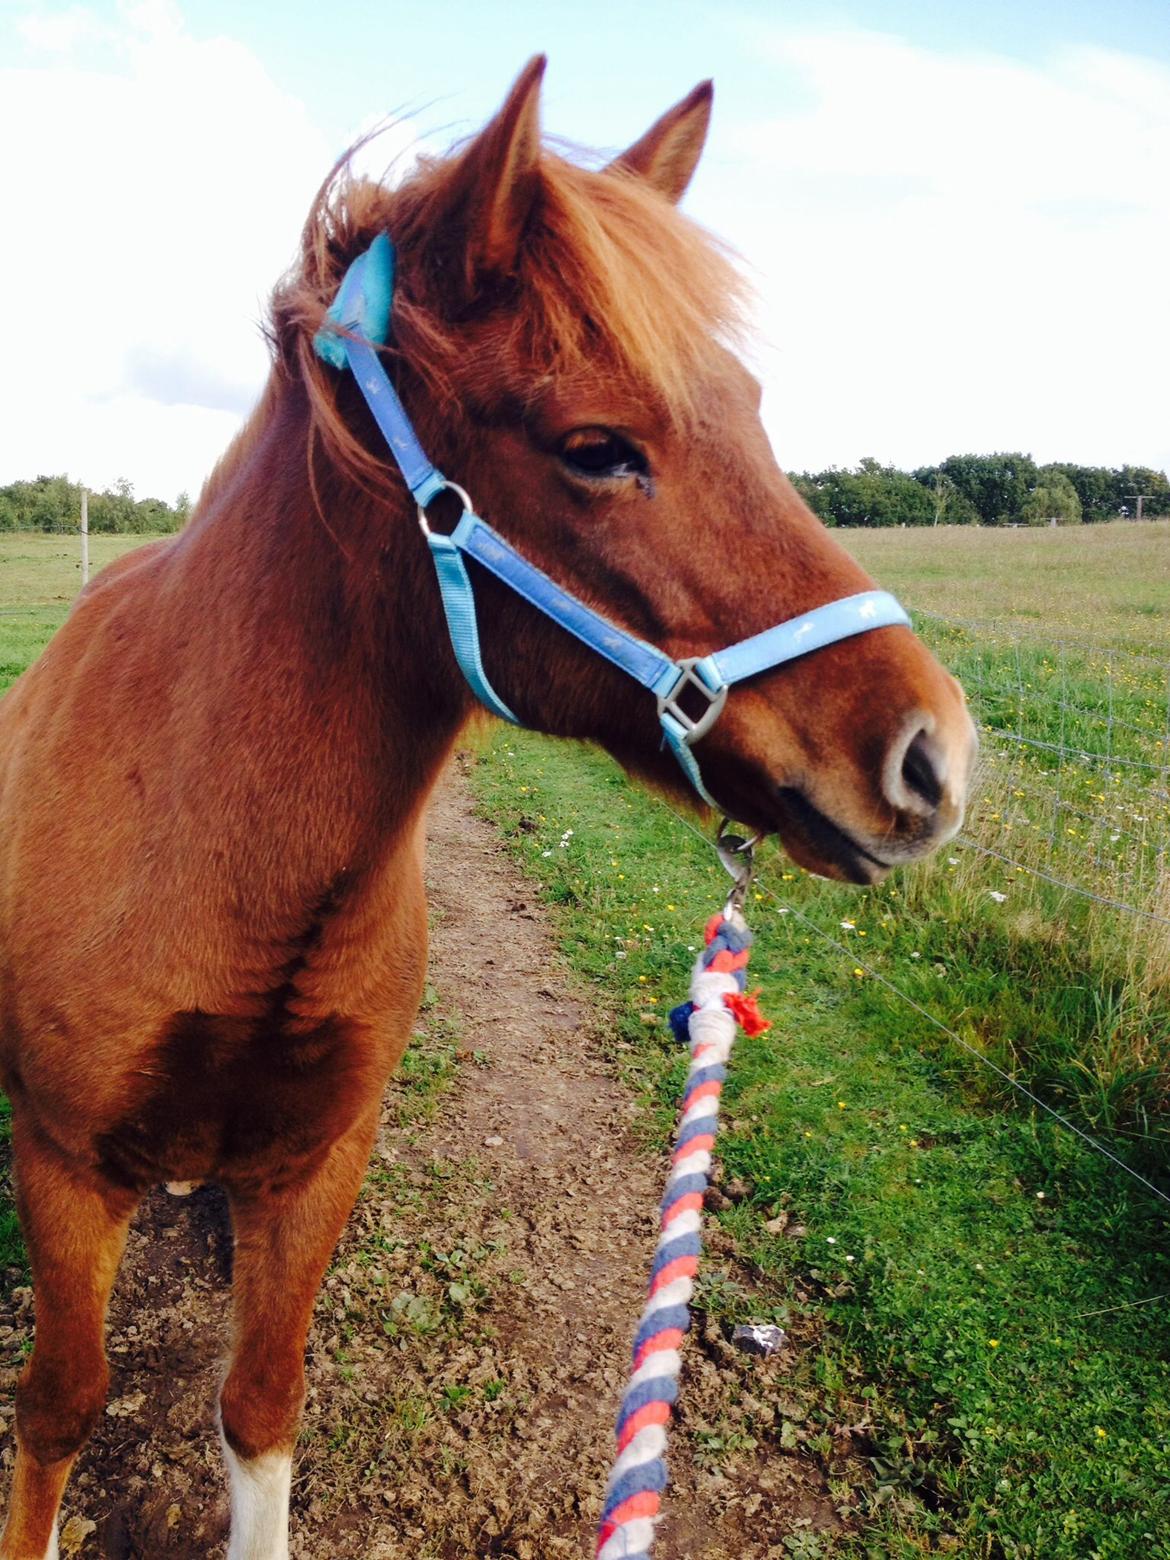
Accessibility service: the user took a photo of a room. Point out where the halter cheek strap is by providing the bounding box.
[314,236,911,807]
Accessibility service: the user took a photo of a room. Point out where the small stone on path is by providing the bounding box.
[731,1323,788,1357]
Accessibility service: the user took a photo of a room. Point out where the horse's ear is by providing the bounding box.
[443,54,546,288]
[607,80,713,202]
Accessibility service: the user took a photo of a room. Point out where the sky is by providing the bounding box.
[1,0,1168,502]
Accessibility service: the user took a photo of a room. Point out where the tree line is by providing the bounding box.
[3,458,1169,535]
[0,475,190,534]
[789,455,1170,528]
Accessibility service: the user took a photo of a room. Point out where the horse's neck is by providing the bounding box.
[175,380,469,854]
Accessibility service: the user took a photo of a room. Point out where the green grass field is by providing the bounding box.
[470,733,1170,1559]
[845,521,1170,651]
[0,534,160,694]
[465,521,1170,1558]
[2,523,1169,1555]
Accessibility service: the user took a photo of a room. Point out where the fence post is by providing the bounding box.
[80,487,89,587]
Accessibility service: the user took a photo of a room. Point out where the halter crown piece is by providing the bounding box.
[314,234,911,807]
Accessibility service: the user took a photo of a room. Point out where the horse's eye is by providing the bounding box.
[558,428,648,481]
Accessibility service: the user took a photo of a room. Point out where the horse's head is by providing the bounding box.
[287,57,976,883]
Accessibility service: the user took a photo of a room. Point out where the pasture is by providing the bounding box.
[1,521,1168,1556]
[469,521,1170,1557]
[0,534,153,696]
[846,520,1170,649]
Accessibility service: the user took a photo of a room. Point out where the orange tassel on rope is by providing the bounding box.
[723,989,771,1036]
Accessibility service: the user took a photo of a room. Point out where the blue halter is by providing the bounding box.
[314,234,911,806]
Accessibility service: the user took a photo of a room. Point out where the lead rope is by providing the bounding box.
[595,828,769,1560]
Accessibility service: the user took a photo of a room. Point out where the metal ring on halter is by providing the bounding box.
[715,818,760,915]
[417,482,474,537]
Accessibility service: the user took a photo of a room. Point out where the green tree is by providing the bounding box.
[1113,465,1170,518]
[0,475,81,531]
[1022,471,1082,525]
[0,475,184,534]
[938,452,1039,525]
[1043,463,1115,522]
[911,467,981,525]
[790,460,935,527]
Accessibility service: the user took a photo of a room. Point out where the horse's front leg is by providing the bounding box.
[219,1107,379,1560]
[0,1114,139,1560]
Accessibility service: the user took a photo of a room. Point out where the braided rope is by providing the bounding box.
[595,907,769,1560]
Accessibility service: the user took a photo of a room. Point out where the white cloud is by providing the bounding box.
[15,3,108,53]
[704,28,1170,476]
[0,1,331,498]
[2,12,1166,502]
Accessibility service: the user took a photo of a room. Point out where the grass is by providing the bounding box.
[849,524,1170,908]
[844,521,1170,652]
[390,977,462,1131]
[0,533,161,694]
[850,524,1170,1157]
[459,514,1170,1560]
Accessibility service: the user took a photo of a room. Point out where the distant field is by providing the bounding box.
[0,533,164,693]
[5,520,1164,639]
[842,520,1170,651]
[846,522,1170,984]
[0,532,156,605]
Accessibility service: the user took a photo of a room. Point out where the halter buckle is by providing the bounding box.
[657,658,728,747]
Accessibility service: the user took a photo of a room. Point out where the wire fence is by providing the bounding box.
[651,786,1170,1214]
[648,601,1170,1211]
[912,609,1170,927]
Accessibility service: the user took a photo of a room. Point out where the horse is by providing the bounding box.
[0,56,975,1560]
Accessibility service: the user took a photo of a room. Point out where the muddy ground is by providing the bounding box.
[0,763,866,1557]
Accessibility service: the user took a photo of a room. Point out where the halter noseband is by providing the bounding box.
[314,234,911,807]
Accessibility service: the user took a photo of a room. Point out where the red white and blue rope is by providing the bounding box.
[595,906,769,1560]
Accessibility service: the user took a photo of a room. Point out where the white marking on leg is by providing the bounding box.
[0,1511,59,1559]
[222,1437,292,1560]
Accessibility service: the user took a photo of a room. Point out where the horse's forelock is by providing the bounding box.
[513,155,748,423]
[261,132,748,507]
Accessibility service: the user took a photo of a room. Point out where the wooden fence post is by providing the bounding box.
[80,487,89,587]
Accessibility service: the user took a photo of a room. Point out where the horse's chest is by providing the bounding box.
[95,1007,382,1193]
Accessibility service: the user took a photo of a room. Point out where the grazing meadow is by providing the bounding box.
[0,534,154,697]
[469,521,1170,1557]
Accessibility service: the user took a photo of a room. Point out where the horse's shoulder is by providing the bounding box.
[64,537,182,644]
[75,535,175,605]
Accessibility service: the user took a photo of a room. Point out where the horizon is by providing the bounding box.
[5,451,1168,511]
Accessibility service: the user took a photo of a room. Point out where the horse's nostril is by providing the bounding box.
[900,729,945,811]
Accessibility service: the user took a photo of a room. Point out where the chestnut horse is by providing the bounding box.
[0,58,975,1560]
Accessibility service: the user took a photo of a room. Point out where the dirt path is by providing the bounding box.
[0,762,850,1558]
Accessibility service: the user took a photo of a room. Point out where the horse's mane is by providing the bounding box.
[207,130,747,509]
